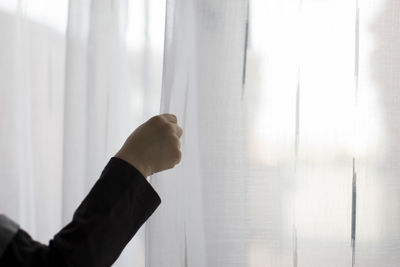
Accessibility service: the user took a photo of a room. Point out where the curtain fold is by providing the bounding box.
[64,0,165,266]
[147,0,250,266]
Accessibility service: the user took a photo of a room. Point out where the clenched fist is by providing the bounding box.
[115,114,183,178]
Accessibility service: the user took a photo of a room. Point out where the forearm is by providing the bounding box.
[52,157,161,267]
[0,229,69,267]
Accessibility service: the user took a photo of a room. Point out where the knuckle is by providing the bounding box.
[150,115,163,125]
[170,114,177,122]
[164,113,176,120]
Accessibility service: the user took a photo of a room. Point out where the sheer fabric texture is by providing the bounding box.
[0,0,164,266]
[147,0,400,266]
[1,0,400,266]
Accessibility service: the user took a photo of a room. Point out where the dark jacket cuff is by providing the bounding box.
[108,157,161,212]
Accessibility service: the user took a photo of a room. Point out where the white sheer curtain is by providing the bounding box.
[1,0,400,266]
[63,1,165,265]
[0,0,68,243]
[147,0,400,266]
[0,0,164,266]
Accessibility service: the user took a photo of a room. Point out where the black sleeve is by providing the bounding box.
[0,229,69,267]
[0,157,161,267]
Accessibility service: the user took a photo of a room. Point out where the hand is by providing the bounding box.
[115,113,183,177]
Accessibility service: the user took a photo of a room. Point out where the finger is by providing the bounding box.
[173,136,181,149]
[175,125,183,137]
[162,113,177,123]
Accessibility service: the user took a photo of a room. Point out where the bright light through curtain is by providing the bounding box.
[147,0,400,266]
[1,0,400,266]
